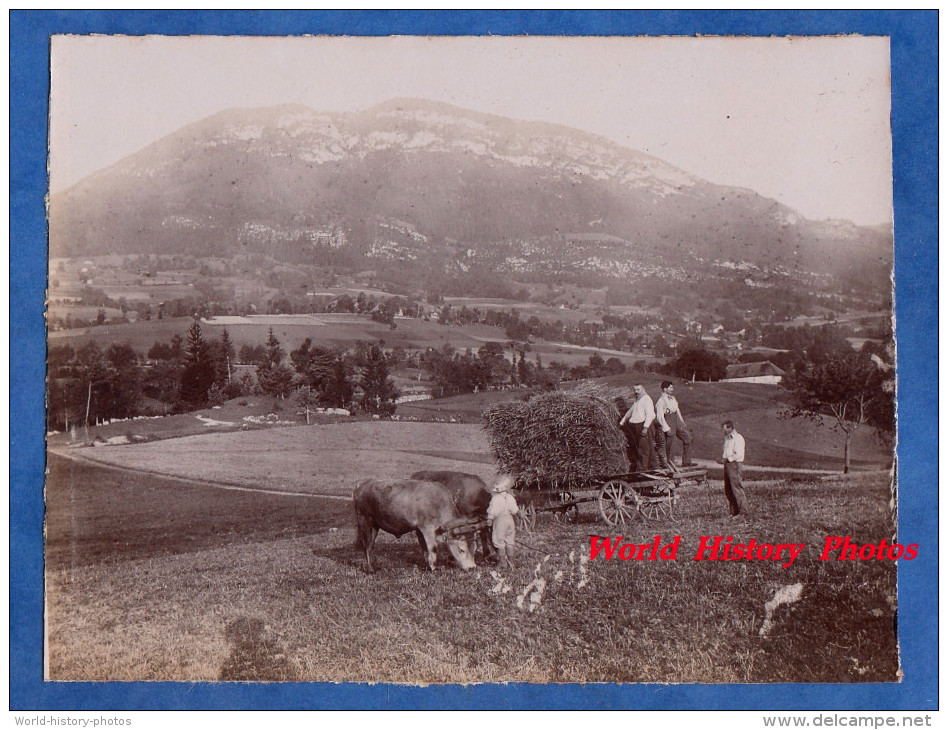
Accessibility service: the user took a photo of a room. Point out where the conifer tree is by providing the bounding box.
[359,345,398,415]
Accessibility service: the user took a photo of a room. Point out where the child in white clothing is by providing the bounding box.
[486,474,519,568]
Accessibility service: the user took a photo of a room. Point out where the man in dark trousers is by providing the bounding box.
[619,384,658,471]
[655,381,694,467]
[718,420,749,516]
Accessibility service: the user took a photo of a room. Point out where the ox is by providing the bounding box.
[410,470,493,555]
[353,478,477,573]
[409,470,491,518]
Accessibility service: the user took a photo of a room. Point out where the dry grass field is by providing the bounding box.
[62,421,498,496]
[45,417,899,685]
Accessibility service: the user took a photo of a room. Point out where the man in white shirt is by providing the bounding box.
[655,381,694,467]
[718,420,748,516]
[619,384,658,471]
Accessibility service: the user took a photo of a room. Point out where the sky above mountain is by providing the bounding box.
[49,34,893,226]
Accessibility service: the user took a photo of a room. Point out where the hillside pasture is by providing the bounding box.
[45,395,355,447]
[48,370,891,476]
[395,389,531,422]
[397,379,890,472]
[583,377,891,472]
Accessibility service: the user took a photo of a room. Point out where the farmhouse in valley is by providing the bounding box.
[722,361,786,385]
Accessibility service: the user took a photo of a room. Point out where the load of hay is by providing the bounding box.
[483,389,630,489]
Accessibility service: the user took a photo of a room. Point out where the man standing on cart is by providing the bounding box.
[619,384,660,472]
[655,380,694,468]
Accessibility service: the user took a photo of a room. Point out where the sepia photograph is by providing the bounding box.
[13,12,935,712]
[42,32,902,686]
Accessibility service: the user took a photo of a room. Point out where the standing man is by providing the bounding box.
[718,420,748,516]
[619,384,657,471]
[655,381,694,467]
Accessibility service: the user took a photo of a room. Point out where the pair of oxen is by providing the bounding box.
[352,471,495,573]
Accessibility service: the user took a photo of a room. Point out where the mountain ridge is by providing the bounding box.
[49,98,891,292]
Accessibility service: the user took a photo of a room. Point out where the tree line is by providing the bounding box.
[48,317,895,472]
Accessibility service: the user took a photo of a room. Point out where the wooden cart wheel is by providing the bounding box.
[554,491,579,524]
[640,497,672,521]
[598,480,638,527]
[518,502,537,532]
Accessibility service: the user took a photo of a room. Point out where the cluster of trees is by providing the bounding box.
[53,323,646,433]
[736,322,897,380]
[47,322,401,434]
[176,323,238,406]
[413,343,631,396]
[172,326,398,416]
[667,347,730,383]
[669,325,895,473]
[416,343,545,396]
[48,342,145,437]
[48,323,246,433]
[437,305,654,353]
[783,348,895,473]
[759,324,856,364]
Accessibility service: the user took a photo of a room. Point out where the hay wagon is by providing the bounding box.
[482,389,708,531]
[515,467,709,529]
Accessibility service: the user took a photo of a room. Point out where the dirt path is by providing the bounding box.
[690,458,832,475]
[688,457,890,476]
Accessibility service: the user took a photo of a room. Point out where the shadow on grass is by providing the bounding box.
[219,616,300,682]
